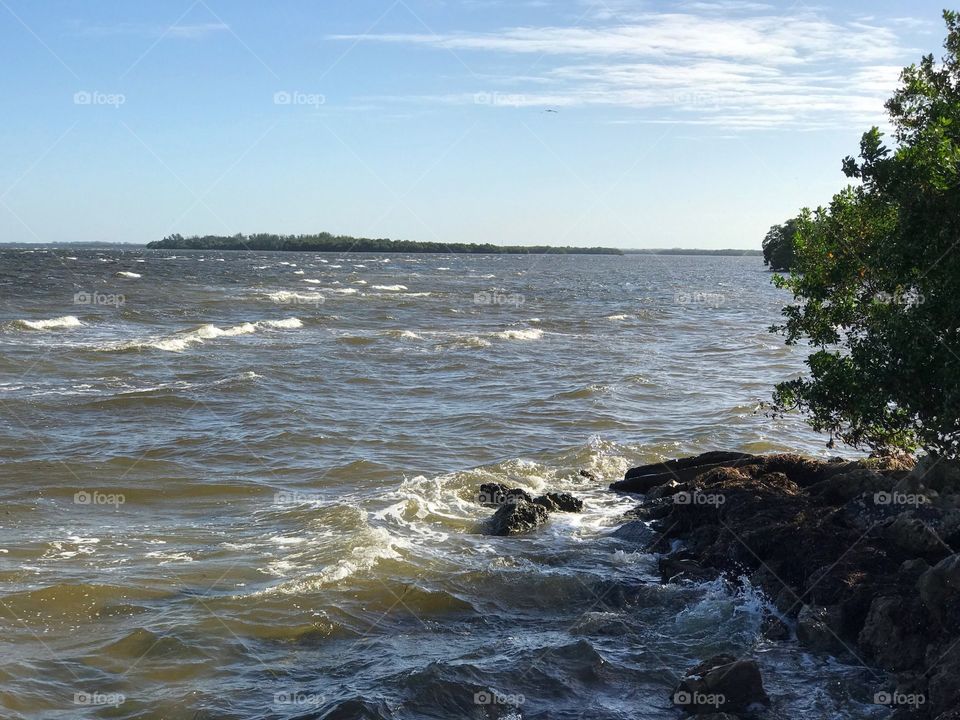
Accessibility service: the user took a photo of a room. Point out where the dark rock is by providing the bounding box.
[797,605,845,654]
[485,500,548,536]
[647,479,684,499]
[659,556,718,584]
[910,456,960,494]
[928,648,960,719]
[808,469,895,505]
[578,469,598,481]
[880,515,947,558]
[760,612,791,641]
[673,654,769,715]
[858,595,927,671]
[613,451,756,493]
[532,492,583,513]
[918,554,960,630]
[609,520,657,547]
[477,483,532,507]
[477,483,507,506]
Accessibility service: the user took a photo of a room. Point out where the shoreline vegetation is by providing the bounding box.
[147,233,625,254]
[140,234,761,256]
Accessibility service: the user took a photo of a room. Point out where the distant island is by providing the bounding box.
[147,233,624,255]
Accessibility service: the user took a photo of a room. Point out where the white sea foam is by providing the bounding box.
[303,279,322,284]
[606,314,629,320]
[116,271,141,278]
[265,291,325,304]
[373,284,408,291]
[106,318,302,352]
[15,316,83,331]
[493,328,543,341]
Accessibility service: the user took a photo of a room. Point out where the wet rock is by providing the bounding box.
[612,451,755,493]
[609,520,657,546]
[879,515,947,558]
[578,469,598,481]
[760,613,791,641]
[477,483,532,507]
[486,499,548,536]
[797,605,845,654]
[858,595,927,671]
[918,554,960,630]
[928,648,960,718]
[532,492,583,513]
[673,654,769,715]
[659,556,718,584]
[808,469,894,505]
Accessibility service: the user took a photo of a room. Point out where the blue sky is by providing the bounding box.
[0,0,948,248]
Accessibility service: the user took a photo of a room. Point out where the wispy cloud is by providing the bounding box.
[331,7,917,131]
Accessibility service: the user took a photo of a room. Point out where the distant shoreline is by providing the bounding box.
[1,241,761,257]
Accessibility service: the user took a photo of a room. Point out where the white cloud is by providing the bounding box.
[331,7,917,130]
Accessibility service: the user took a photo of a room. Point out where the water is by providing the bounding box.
[0,249,886,719]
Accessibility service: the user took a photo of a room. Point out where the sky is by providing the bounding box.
[0,0,950,249]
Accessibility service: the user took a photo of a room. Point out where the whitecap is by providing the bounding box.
[606,314,629,321]
[493,328,543,341]
[116,271,141,278]
[373,284,408,291]
[14,316,83,331]
[104,318,302,352]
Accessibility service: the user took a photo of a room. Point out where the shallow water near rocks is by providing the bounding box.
[0,249,888,718]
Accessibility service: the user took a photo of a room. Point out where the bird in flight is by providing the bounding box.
[544,108,559,113]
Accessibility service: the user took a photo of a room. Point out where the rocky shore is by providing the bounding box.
[612,451,960,719]
[476,450,960,718]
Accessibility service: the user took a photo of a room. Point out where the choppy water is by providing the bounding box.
[0,249,887,719]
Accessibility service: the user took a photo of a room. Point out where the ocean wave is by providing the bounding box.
[372,284,408,291]
[265,291,325,304]
[103,318,303,352]
[492,328,543,341]
[116,271,141,278]
[606,314,630,320]
[13,315,83,331]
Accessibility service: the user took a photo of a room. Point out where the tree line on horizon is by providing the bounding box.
[146,233,624,255]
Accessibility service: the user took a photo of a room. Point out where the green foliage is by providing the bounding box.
[762,217,799,271]
[772,11,960,458]
[146,233,623,255]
